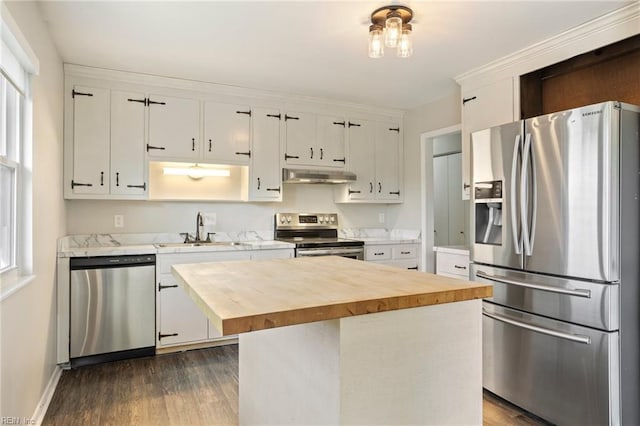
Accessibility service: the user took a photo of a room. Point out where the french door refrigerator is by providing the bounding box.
[470,101,639,425]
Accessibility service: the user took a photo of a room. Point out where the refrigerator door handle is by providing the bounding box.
[521,133,534,256]
[483,309,591,344]
[528,133,538,254]
[510,135,522,254]
[476,270,592,298]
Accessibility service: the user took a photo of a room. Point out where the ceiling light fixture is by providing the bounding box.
[368,5,414,58]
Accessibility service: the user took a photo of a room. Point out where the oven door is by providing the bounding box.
[296,247,364,260]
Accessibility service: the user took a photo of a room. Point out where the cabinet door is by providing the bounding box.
[250,108,282,200]
[203,101,251,164]
[447,153,466,246]
[316,114,346,168]
[433,155,449,246]
[375,122,401,200]
[284,111,316,166]
[110,91,147,196]
[147,94,200,159]
[346,119,376,200]
[461,77,514,199]
[71,85,110,194]
[157,276,209,346]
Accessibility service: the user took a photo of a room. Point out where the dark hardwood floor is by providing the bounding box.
[44,344,546,425]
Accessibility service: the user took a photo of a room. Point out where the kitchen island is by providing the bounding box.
[172,256,492,425]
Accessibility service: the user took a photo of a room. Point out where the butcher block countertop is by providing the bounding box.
[172,256,492,335]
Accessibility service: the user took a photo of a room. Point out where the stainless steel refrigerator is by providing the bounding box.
[470,101,639,425]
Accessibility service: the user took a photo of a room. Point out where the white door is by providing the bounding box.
[203,101,251,164]
[316,114,346,168]
[447,153,466,245]
[375,122,401,200]
[158,276,209,346]
[250,107,282,200]
[147,94,200,159]
[110,90,147,196]
[433,155,450,246]
[346,119,375,200]
[284,111,315,166]
[72,85,110,195]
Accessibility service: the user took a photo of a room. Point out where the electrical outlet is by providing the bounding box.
[114,214,124,228]
[204,212,217,225]
[378,213,385,224]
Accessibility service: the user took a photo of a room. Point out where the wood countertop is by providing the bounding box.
[172,256,492,335]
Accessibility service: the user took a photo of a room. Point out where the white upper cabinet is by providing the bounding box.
[203,101,251,164]
[250,107,282,201]
[460,77,515,199]
[335,118,402,203]
[147,94,201,159]
[283,112,346,168]
[110,90,147,195]
[66,85,147,199]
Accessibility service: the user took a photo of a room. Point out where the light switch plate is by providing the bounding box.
[114,214,124,228]
[378,213,385,224]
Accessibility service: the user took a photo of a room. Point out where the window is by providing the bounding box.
[0,73,22,272]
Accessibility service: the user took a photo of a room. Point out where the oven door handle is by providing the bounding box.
[297,248,363,257]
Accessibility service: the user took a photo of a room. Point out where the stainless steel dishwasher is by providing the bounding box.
[70,254,156,366]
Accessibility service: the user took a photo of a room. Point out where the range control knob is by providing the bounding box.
[286,215,292,223]
[324,215,329,222]
[319,216,325,223]
[280,216,285,224]
[329,216,335,223]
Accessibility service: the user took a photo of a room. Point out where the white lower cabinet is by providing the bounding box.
[156,248,293,349]
[364,243,419,270]
[435,248,470,280]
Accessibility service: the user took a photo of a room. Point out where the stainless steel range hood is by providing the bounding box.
[282,168,356,184]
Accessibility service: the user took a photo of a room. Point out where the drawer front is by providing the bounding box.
[436,252,469,276]
[392,245,417,259]
[157,251,251,273]
[365,246,391,261]
[373,259,419,270]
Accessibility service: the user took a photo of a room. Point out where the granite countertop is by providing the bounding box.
[172,256,492,335]
[340,228,421,245]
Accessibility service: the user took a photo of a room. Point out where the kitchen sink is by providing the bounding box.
[155,242,247,248]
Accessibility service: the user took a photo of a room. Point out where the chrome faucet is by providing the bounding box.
[195,211,203,242]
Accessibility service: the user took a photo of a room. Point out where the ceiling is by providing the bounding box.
[36,1,632,110]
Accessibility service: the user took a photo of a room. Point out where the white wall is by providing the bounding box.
[387,91,461,271]
[1,1,65,419]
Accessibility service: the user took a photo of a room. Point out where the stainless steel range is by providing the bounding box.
[274,213,364,260]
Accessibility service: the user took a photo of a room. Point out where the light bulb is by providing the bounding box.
[384,13,402,48]
[368,25,384,58]
[397,24,413,58]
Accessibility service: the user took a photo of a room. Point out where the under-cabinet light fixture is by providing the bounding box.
[368,5,414,58]
[163,165,230,180]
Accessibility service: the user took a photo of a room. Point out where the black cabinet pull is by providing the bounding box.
[236,110,251,116]
[100,171,104,186]
[408,266,419,270]
[348,189,361,195]
[71,180,92,189]
[369,182,373,193]
[389,127,400,133]
[127,98,146,105]
[333,121,346,127]
[454,265,467,270]
[348,121,361,128]
[72,89,93,98]
[333,158,346,163]
[463,183,471,189]
[378,182,382,193]
[116,172,120,186]
[257,177,261,190]
[285,153,299,160]
[284,114,299,121]
[146,144,166,152]
[235,151,251,157]
[266,187,281,193]
[320,148,324,160]
[158,332,178,340]
[191,138,195,151]
[209,139,212,152]
[127,183,147,191]
[158,284,179,291]
[389,190,400,196]
[400,251,411,255]
[310,147,314,159]
[147,99,166,106]
[266,113,281,119]
[462,96,477,105]
[374,252,384,256]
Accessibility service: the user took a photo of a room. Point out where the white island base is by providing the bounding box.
[239,299,482,425]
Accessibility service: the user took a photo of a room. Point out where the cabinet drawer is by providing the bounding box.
[436,252,469,278]
[392,245,417,259]
[365,246,391,261]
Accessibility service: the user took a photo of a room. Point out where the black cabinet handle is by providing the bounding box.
[127,183,147,191]
[146,144,166,152]
[369,182,373,193]
[257,177,261,190]
[127,98,146,105]
[209,139,212,152]
[454,265,467,270]
[463,183,471,189]
[389,191,400,196]
[266,113,281,119]
[191,138,195,151]
[378,182,382,193]
[72,89,93,98]
[374,252,384,256]
[320,148,324,160]
[462,96,477,105]
[158,284,179,291]
[266,187,281,193]
[100,171,104,186]
[116,172,120,187]
[285,153,299,160]
[236,110,251,116]
[235,151,251,157]
[71,180,92,189]
[333,121,346,127]
[158,332,178,340]
[333,158,346,163]
[348,189,361,195]
[389,127,400,133]
[400,251,411,255]
[147,99,166,106]
[408,266,419,270]
[310,147,314,159]
[348,121,361,128]
[284,114,299,121]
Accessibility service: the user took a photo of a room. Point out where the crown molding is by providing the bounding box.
[455,3,640,88]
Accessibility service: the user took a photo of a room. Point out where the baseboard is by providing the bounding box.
[32,365,62,425]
